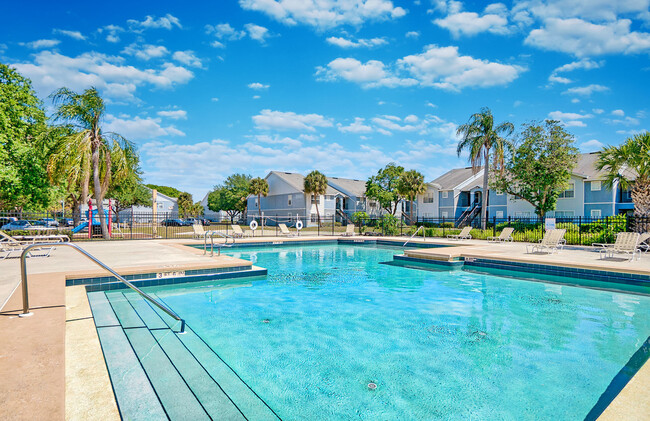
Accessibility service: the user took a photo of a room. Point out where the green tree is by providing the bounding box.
[303,170,328,226]
[456,107,514,229]
[596,131,650,218]
[492,120,579,218]
[51,87,132,238]
[145,184,184,198]
[0,63,56,211]
[248,177,269,218]
[207,173,251,223]
[106,150,151,221]
[397,169,427,224]
[365,163,404,215]
[177,192,196,218]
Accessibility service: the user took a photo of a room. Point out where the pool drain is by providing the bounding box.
[367,382,377,390]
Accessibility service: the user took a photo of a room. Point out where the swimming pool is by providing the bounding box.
[95,243,650,419]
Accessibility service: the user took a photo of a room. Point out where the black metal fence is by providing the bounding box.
[0,210,644,246]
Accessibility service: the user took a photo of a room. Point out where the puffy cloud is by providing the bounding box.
[326,36,387,48]
[206,22,271,45]
[20,39,60,49]
[580,139,605,152]
[316,57,417,88]
[405,31,420,38]
[105,115,185,140]
[99,25,124,43]
[157,110,187,120]
[11,51,194,101]
[548,74,572,84]
[244,23,270,42]
[252,109,333,131]
[338,117,373,134]
[563,84,609,96]
[122,44,169,60]
[172,50,203,68]
[248,82,270,90]
[127,14,181,31]
[554,59,603,73]
[53,29,86,40]
[512,0,650,23]
[251,134,302,147]
[611,109,625,116]
[238,0,407,30]
[525,18,650,57]
[433,5,510,37]
[548,110,593,127]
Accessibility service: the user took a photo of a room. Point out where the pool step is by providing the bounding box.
[93,290,278,421]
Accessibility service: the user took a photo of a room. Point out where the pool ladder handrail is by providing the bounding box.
[403,226,425,247]
[203,231,236,256]
[18,242,186,333]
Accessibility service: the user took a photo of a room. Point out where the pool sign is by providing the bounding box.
[545,218,556,230]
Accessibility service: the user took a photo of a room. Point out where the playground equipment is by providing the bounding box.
[71,200,113,238]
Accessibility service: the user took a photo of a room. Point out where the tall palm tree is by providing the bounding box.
[249,177,269,219]
[397,170,427,224]
[304,170,328,226]
[596,131,650,219]
[456,107,514,229]
[50,87,131,239]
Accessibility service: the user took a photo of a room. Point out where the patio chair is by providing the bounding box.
[341,224,356,237]
[1,229,68,244]
[599,232,641,261]
[278,223,296,237]
[526,229,566,254]
[0,240,55,259]
[231,225,252,238]
[487,227,514,243]
[638,232,650,253]
[447,226,472,240]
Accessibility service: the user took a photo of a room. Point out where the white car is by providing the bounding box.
[1,220,32,231]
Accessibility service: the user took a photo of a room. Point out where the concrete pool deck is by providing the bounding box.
[0,235,649,420]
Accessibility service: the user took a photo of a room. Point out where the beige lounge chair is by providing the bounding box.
[174,223,205,238]
[526,229,566,254]
[638,232,650,253]
[341,224,356,237]
[1,229,69,244]
[231,225,252,238]
[447,226,472,240]
[599,232,641,261]
[278,223,296,237]
[487,227,514,243]
[0,239,55,259]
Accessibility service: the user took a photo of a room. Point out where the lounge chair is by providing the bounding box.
[487,227,514,243]
[1,229,69,244]
[447,226,472,240]
[174,223,205,238]
[231,225,252,238]
[341,224,356,237]
[278,223,296,237]
[526,229,566,254]
[0,240,55,259]
[638,232,650,253]
[599,232,641,261]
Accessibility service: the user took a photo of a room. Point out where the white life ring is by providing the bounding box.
[296,220,303,230]
[249,220,258,230]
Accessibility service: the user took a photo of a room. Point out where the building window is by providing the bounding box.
[157,203,164,209]
[255,198,258,207]
[288,195,293,206]
[441,211,449,218]
[558,183,575,199]
[515,212,531,218]
[496,211,504,218]
[423,193,434,203]
[591,181,601,191]
[591,209,602,218]
[442,191,449,199]
[554,210,574,218]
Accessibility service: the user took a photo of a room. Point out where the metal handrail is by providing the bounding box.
[203,231,235,256]
[19,243,186,333]
[403,226,425,247]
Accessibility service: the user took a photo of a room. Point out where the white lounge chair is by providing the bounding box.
[174,223,205,238]
[487,227,514,243]
[1,229,69,244]
[341,224,356,237]
[599,232,641,261]
[526,229,566,254]
[447,226,472,240]
[0,239,55,259]
[231,225,252,238]
[278,223,296,237]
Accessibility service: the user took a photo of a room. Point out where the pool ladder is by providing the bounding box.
[203,231,235,256]
[403,226,425,247]
[18,242,186,333]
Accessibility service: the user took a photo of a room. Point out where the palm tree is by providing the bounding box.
[456,107,514,229]
[304,170,328,226]
[50,87,132,239]
[398,170,427,224]
[249,177,269,219]
[596,131,650,219]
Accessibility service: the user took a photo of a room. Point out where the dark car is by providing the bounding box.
[59,218,74,227]
[161,219,184,226]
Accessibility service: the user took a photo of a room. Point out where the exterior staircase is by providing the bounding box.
[456,202,481,227]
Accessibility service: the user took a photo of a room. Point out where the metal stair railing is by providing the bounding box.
[403,226,425,247]
[456,202,481,227]
[19,242,186,333]
[203,231,236,256]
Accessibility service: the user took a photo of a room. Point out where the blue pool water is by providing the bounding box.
[148,244,650,420]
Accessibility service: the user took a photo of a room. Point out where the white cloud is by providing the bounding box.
[172,50,203,68]
[248,82,270,90]
[252,109,333,131]
[244,23,270,42]
[611,109,625,116]
[12,51,194,101]
[211,97,219,102]
[406,31,420,38]
[210,41,225,48]
[53,29,86,40]
[593,108,604,114]
[326,36,387,48]
[580,139,604,152]
[100,25,124,43]
[608,116,640,126]
[316,57,417,88]
[127,14,181,31]
[548,74,572,84]
[238,0,407,30]
[157,110,188,120]
[434,6,510,37]
[563,84,609,96]
[554,59,603,73]
[20,39,60,49]
[525,18,650,57]
[512,0,650,23]
[105,115,185,140]
[338,117,373,133]
[253,95,261,99]
[252,134,302,147]
[206,22,270,45]
[425,101,437,108]
[372,116,424,132]
[548,110,593,127]
[122,44,169,60]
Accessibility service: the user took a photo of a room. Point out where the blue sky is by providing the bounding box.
[1,0,649,199]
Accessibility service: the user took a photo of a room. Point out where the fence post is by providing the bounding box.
[442,216,445,237]
[332,215,334,236]
[493,216,496,237]
[578,216,582,245]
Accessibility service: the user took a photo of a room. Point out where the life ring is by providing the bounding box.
[296,220,303,230]
[250,220,258,230]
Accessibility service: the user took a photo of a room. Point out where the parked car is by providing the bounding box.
[185,218,210,226]
[58,218,74,227]
[28,220,47,227]
[41,218,60,227]
[1,220,32,231]
[161,219,185,226]
[0,217,18,227]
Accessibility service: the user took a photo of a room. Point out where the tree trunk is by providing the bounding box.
[92,144,109,239]
[632,178,650,217]
[315,195,321,227]
[409,196,414,225]
[257,194,261,218]
[481,149,489,229]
